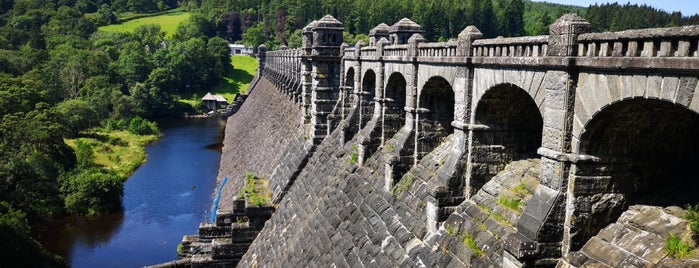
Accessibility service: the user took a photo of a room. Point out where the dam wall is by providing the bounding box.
[162,13,699,267]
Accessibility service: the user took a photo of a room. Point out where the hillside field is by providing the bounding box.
[98,12,190,38]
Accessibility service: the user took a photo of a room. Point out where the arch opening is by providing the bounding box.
[383,73,407,143]
[360,70,377,129]
[471,84,543,194]
[570,98,699,250]
[343,68,359,143]
[417,77,454,160]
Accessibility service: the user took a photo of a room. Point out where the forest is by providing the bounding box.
[1,0,699,266]
[197,0,699,50]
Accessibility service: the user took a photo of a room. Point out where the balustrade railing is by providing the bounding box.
[472,36,549,57]
[417,42,458,57]
[384,45,408,57]
[577,25,699,58]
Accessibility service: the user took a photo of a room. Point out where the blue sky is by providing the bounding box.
[531,0,699,16]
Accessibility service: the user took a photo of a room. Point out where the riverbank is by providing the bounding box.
[36,118,225,267]
[65,130,160,179]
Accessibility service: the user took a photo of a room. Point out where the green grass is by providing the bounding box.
[460,233,485,257]
[98,11,190,38]
[65,131,159,178]
[497,195,523,213]
[242,172,271,206]
[178,55,258,109]
[666,233,694,259]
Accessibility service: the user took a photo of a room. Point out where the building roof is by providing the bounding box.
[201,92,216,101]
[213,95,227,103]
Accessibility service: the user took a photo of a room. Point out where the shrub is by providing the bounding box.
[666,233,694,259]
[104,118,128,131]
[62,168,124,217]
[127,116,160,135]
[684,203,699,235]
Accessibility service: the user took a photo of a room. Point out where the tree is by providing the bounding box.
[111,41,153,87]
[52,99,98,137]
[242,23,266,50]
[132,24,165,53]
[220,11,242,42]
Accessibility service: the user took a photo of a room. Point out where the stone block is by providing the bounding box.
[580,237,627,267]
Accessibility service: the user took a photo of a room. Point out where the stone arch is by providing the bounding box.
[343,66,360,143]
[360,69,377,129]
[568,98,699,250]
[416,76,454,160]
[382,72,407,143]
[470,83,543,194]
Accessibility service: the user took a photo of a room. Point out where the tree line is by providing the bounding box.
[3,0,699,265]
[188,0,699,50]
[0,1,231,265]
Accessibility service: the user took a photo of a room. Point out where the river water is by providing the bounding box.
[34,118,225,267]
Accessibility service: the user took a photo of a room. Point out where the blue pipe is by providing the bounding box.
[210,176,228,223]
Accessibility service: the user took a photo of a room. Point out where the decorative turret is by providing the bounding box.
[312,15,344,50]
[389,18,423,45]
[369,23,390,46]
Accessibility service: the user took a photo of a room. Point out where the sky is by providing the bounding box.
[531,0,699,16]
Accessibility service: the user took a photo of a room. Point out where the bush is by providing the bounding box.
[103,118,128,131]
[127,116,160,135]
[62,168,124,217]
[684,203,699,235]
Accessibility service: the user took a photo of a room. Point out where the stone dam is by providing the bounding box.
[154,14,699,267]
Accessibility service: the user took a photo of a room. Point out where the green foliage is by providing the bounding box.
[176,243,183,255]
[104,118,130,132]
[684,203,699,235]
[0,202,64,267]
[394,173,413,195]
[52,99,98,137]
[666,233,694,259]
[460,233,485,257]
[497,195,522,212]
[62,167,124,217]
[511,182,530,198]
[127,116,160,135]
[242,23,266,50]
[444,225,456,236]
[349,145,358,165]
[241,172,270,206]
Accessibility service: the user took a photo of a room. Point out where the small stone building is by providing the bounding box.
[201,92,228,111]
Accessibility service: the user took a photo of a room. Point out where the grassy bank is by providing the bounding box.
[65,131,160,179]
[98,11,190,38]
[178,55,259,108]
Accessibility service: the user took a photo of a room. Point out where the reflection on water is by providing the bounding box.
[34,118,225,267]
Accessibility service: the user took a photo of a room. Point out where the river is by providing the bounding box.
[34,118,225,267]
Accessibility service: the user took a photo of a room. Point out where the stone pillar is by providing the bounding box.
[503,14,590,267]
[309,15,344,144]
[257,44,266,78]
[407,33,425,166]
[457,26,483,197]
